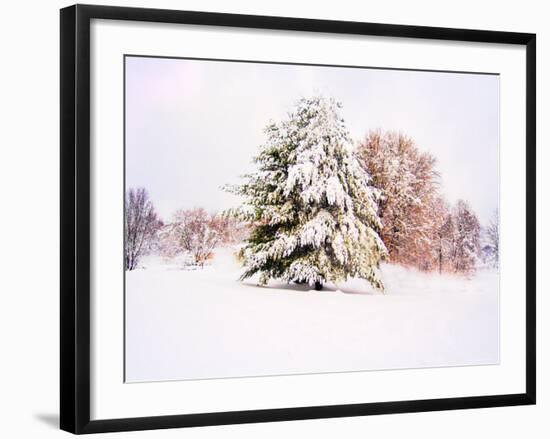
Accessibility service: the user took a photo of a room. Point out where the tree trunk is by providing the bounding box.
[314,281,323,291]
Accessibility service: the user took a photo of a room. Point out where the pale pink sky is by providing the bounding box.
[125,56,499,224]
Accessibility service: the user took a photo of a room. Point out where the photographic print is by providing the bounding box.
[124,56,499,383]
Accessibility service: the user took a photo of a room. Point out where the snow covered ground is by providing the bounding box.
[125,247,499,383]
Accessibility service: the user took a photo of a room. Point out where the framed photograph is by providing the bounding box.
[60,4,536,434]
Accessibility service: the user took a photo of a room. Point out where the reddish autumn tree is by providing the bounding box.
[356,130,442,270]
[160,208,226,267]
[405,195,450,271]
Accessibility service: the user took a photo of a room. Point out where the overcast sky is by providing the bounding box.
[125,56,499,224]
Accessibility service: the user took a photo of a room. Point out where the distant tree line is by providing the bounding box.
[159,207,247,267]
[226,97,498,290]
[357,130,493,274]
[125,189,247,271]
[125,96,499,285]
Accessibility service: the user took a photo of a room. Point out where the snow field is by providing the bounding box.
[125,247,499,382]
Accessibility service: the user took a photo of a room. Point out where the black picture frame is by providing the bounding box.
[60,4,536,434]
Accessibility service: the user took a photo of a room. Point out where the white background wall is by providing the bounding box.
[0,0,545,437]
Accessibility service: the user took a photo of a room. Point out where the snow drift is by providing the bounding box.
[125,247,499,383]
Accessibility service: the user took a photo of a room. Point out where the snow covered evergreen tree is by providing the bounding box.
[228,96,387,291]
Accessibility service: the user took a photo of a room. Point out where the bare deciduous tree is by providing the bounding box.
[452,199,481,274]
[162,208,225,268]
[438,211,457,274]
[125,188,162,270]
[485,209,499,268]
[216,214,250,245]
